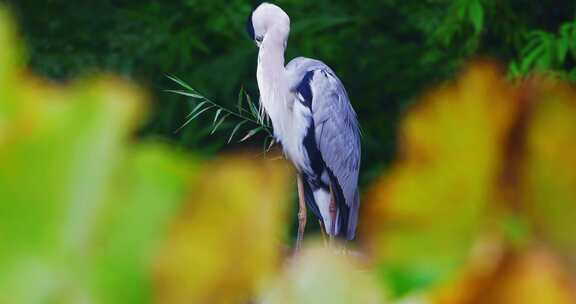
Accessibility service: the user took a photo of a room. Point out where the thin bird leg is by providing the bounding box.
[295,175,307,252]
[329,187,337,248]
[319,220,328,247]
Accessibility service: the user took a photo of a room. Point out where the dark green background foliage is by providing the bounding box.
[6,0,576,185]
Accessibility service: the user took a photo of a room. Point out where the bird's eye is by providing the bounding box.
[255,35,263,42]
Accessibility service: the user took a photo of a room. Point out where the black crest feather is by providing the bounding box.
[245,1,266,40]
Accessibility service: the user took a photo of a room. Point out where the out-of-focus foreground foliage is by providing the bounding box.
[360,64,576,302]
[2,7,576,304]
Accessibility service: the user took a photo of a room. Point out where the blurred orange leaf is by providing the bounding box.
[477,249,576,304]
[153,156,291,304]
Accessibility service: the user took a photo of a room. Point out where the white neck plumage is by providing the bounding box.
[256,24,291,140]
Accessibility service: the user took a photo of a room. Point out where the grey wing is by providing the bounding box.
[288,57,361,239]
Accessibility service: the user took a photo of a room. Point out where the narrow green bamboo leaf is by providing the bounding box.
[247,93,259,120]
[186,101,207,118]
[189,105,213,121]
[175,106,213,133]
[211,113,229,135]
[237,91,253,117]
[239,127,263,142]
[165,89,203,99]
[228,121,247,143]
[262,136,269,153]
[213,108,223,126]
[257,101,264,125]
[166,74,195,91]
[267,138,275,152]
[237,86,244,113]
[263,136,276,152]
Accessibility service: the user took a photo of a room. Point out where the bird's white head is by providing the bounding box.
[246,3,290,48]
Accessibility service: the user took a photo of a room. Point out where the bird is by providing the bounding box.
[246,2,361,250]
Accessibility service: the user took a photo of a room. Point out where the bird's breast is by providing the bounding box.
[276,97,315,175]
[256,69,315,175]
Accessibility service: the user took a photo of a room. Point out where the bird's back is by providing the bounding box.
[286,57,361,240]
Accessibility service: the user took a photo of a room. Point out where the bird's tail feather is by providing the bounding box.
[345,190,360,240]
[302,174,358,241]
[327,171,353,240]
[301,174,323,220]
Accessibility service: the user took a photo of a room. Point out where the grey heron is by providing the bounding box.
[246,3,361,249]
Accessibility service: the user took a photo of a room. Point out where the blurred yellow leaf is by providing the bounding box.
[523,81,576,256]
[153,156,291,304]
[427,247,576,304]
[362,70,576,302]
[359,64,519,295]
[259,245,387,304]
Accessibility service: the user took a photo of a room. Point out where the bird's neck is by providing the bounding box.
[257,25,291,138]
[257,25,288,83]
